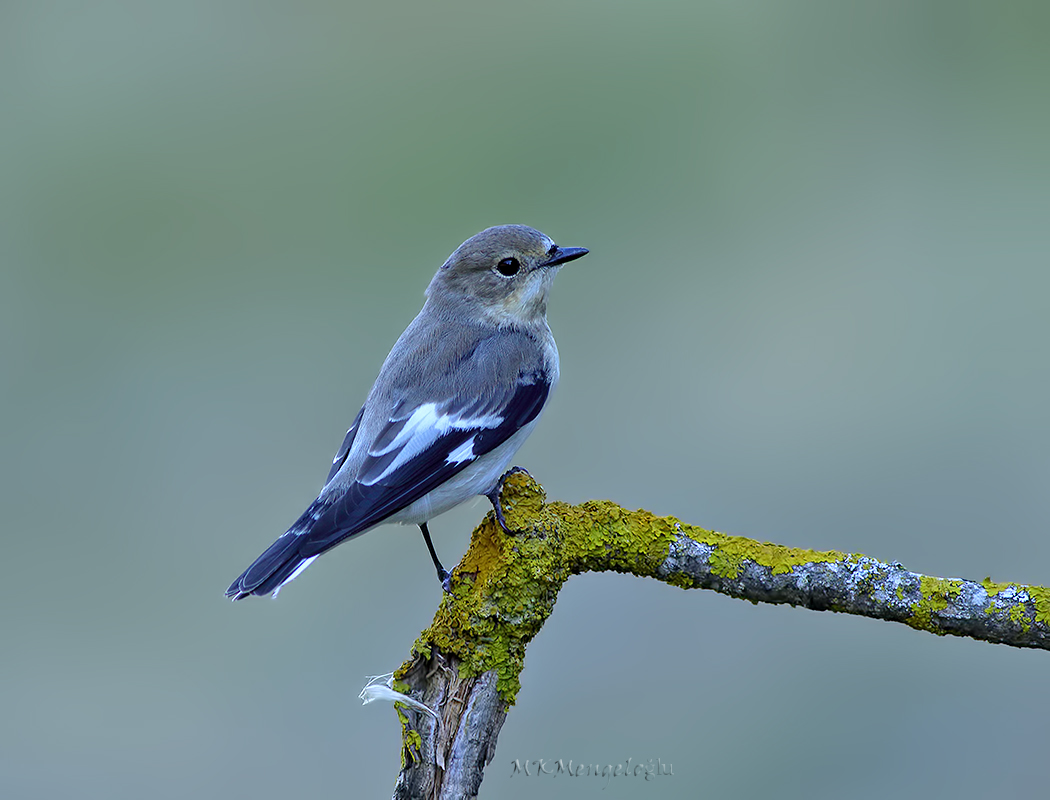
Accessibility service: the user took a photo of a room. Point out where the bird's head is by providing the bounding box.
[427,224,588,326]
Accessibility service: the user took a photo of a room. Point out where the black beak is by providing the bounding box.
[540,246,589,268]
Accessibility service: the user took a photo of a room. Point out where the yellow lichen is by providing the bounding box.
[396,472,1050,715]
[1008,603,1031,632]
[396,473,572,705]
[682,527,845,580]
[708,546,743,579]
[978,578,1050,631]
[664,570,697,589]
[557,501,679,577]
[980,577,1016,596]
[397,473,889,705]
[1028,586,1050,627]
[908,576,963,633]
[397,707,423,769]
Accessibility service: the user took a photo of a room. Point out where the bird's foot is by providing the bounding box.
[440,569,452,594]
[486,466,531,533]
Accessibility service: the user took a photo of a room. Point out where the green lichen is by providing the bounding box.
[1029,586,1050,627]
[1008,603,1031,632]
[908,576,963,633]
[396,474,861,707]
[558,498,848,584]
[396,473,576,705]
[682,526,846,579]
[398,477,688,704]
[978,578,1050,630]
[709,546,744,579]
[397,706,423,768]
[665,570,698,590]
[556,500,680,577]
[980,577,1016,596]
[396,472,1050,717]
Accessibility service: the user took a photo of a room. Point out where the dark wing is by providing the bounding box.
[299,371,549,557]
[226,368,549,599]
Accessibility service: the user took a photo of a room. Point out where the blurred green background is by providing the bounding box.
[3,1,1049,797]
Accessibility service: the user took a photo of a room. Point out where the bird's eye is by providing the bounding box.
[496,257,520,276]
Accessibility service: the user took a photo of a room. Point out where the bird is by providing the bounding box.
[226,224,588,600]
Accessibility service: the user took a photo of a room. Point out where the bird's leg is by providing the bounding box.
[418,522,452,592]
[485,466,531,533]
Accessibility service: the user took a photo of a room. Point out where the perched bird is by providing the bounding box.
[226,224,588,600]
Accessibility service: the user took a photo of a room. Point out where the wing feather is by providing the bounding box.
[325,406,364,485]
[297,375,549,557]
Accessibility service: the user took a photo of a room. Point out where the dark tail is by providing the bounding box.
[226,499,333,600]
[225,532,318,600]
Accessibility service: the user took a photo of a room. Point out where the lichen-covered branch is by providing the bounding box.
[391,472,1050,798]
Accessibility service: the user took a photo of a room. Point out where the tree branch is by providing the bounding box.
[390,472,1050,798]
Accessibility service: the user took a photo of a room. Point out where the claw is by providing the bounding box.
[486,466,530,533]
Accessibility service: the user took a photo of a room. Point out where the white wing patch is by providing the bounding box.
[360,402,503,486]
[445,436,476,465]
[369,403,442,457]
